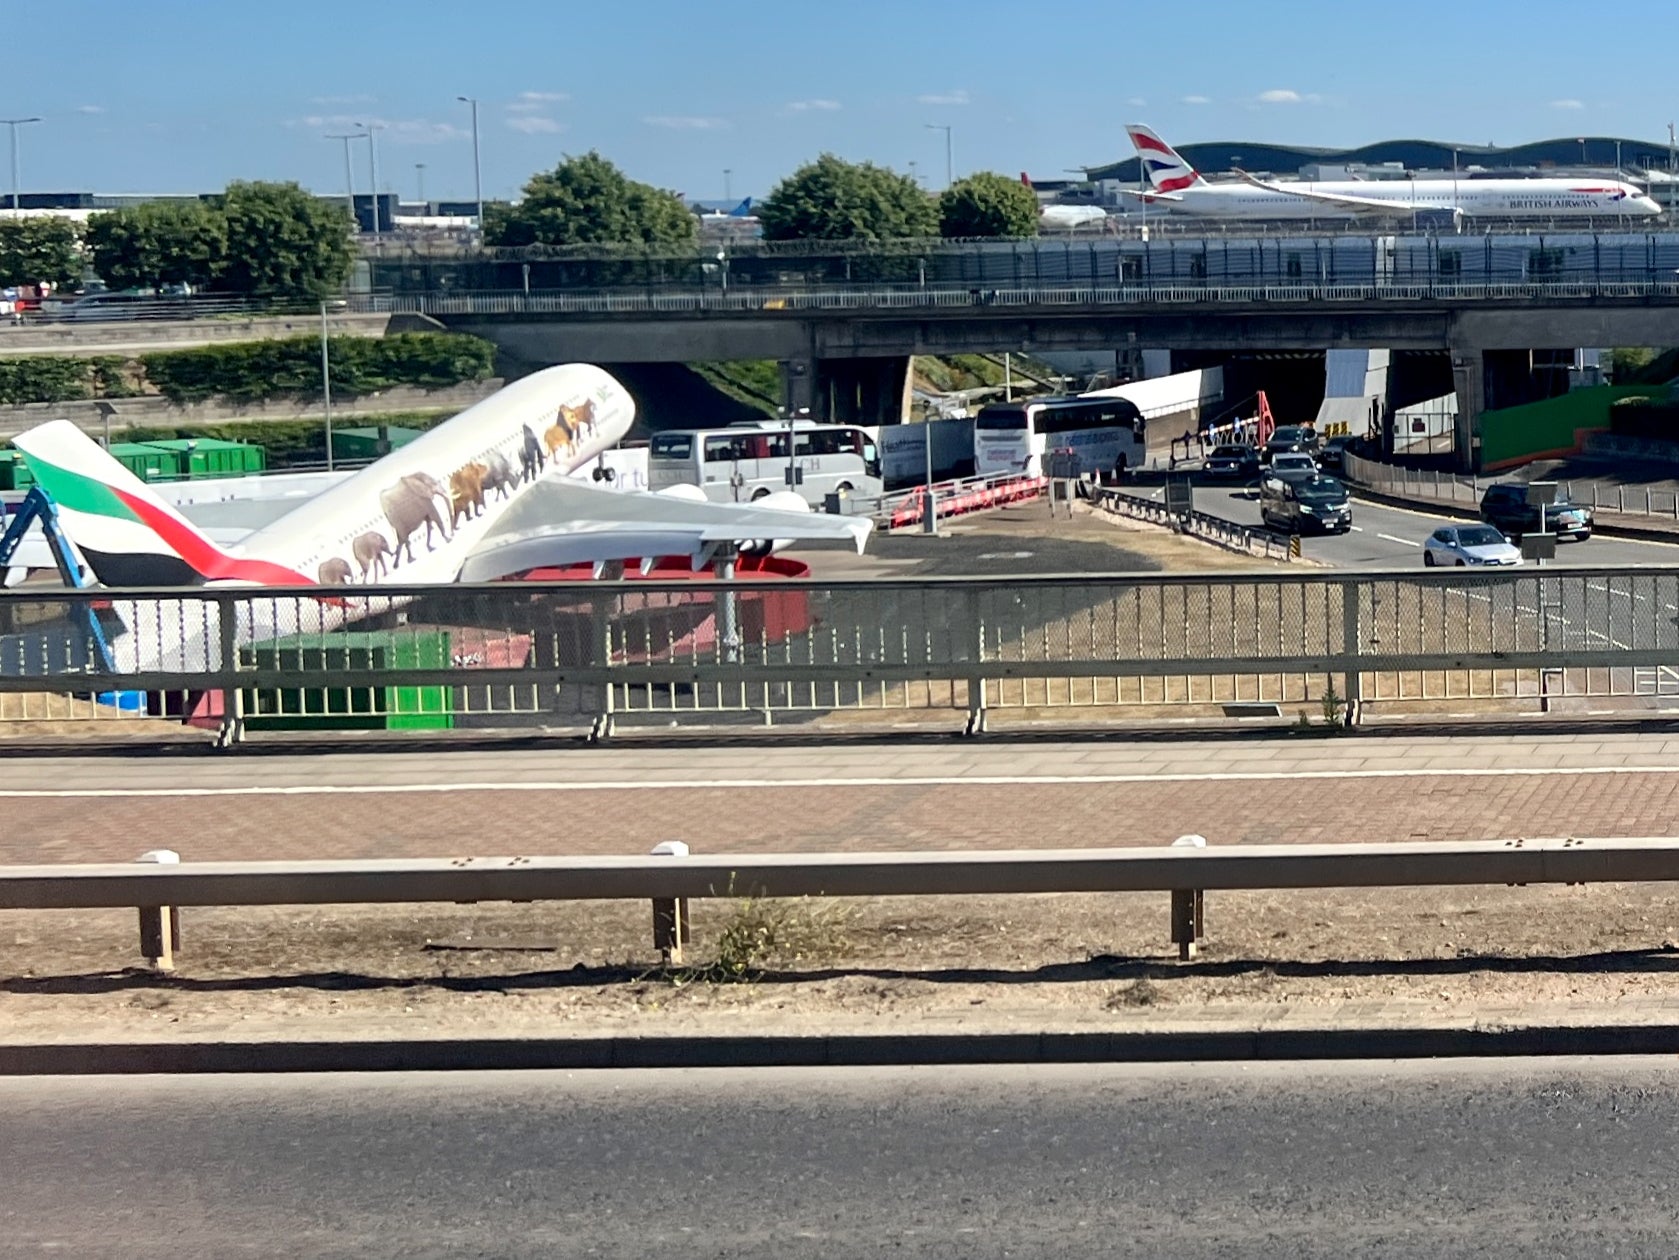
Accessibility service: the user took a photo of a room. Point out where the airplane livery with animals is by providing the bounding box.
[9,363,870,671]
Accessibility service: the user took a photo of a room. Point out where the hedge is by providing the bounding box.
[138,332,496,405]
[0,332,496,408]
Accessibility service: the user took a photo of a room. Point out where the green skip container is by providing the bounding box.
[239,630,454,732]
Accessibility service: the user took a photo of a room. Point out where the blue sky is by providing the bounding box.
[4,0,1674,201]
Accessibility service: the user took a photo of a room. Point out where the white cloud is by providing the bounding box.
[517,90,569,103]
[1124,97,1147,107]
[643,115,727,129]
[917,89,971,106]
[1180,94,1212,105]
[1551,98,1585,110]
[291,114,467,144]
[75,104,105,115]
[506,115,564,135]
[787,99,842,112]
[309,94,375,106]
[1257,89,1299,104]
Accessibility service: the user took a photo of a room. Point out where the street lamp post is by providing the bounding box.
[2,117,42,217]
[357,122,385,235]
[325,132,358,225]
[456,96,484,233]
[924,123,954,187]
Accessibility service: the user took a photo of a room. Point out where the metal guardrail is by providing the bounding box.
[384,280,1679,320]
[0,295,405,329]
[1344,451,1679,528]
[9,567,1679,738]
[1093,487,1296,562]
[8,836,1679,967]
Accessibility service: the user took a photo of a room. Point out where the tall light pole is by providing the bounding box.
[357,122,385,235]
[415,162,426,205]
[723,168,732,203]
[325,132,358,226]
[456,96,483,233]
[2,117,42,217]
[1669,122,1676,216]
[924,123,954,188]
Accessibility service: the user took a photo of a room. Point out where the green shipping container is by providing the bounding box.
[0,451,34,492]
[331,426,423,462]
[141,438,266,479]
[106,442,180,482]
[239,630,454,731]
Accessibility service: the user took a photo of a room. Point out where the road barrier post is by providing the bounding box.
[649,841,691,965]
[135,849,182,972]
[1169,835,1207,961]
[1289,534,1302,560]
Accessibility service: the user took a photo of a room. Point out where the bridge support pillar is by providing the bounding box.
[818,356,914,426]
[779,358,817,417]
[1450,347,1485,473]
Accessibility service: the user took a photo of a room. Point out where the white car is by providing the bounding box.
[1422,523,1524,567]
[1267,452,1319,479]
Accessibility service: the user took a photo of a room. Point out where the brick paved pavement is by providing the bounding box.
[8,732,1679,865]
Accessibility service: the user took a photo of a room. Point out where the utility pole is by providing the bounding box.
[320,302,335,472]
[2,117,42,217]
[325,133,358,225]
[456,96,484,233]
[357,122,385,236]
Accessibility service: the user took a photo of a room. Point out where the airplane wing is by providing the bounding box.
[454,479,874,582]
[1115,188,1184,203]
[1233,170,1420,214]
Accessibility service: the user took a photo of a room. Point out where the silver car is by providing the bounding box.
[1422,523,1524,567]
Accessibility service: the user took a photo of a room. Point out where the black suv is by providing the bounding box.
[1478,482,1592,541]
[1264,425,1320,462]
[1202,444,1261,479]
[1261,473,1352,534]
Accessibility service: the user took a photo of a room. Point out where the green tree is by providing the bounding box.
[485,151,695,248]
[214,181,354,298]
[85,200,228,292]
[937,171,1041,239]
[756,154,937,241]
[0,217,83,289]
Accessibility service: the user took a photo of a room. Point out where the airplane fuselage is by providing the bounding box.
[1145,178,1661,221]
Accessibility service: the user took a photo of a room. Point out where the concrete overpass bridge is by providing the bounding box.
[414,278,1679,466]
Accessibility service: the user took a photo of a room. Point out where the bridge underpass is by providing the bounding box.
[440,297,1669,464]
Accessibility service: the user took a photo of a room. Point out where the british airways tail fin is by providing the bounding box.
[1126,125,1205,193]
[9,421,308,587]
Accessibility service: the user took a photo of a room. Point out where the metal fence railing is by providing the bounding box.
[0,294,406,330]
[1092,488,1296,563]
[8,567,1679,741]
[1344,451,1679,528]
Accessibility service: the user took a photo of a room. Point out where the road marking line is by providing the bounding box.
[1377,533,1417,547]
[12,764,1679,798]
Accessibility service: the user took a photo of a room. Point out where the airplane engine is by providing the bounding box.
[742,490,810,555]
[657,484,709,502]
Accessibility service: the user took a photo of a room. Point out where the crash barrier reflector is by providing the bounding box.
[4,835,1676,967]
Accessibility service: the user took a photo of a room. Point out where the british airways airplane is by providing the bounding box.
[1125,124,1663,223]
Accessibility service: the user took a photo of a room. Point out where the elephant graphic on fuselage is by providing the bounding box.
[352,530,393,582]
[318,557,353,585]
[381,472,451,567]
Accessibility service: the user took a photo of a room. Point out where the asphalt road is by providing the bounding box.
[1131,472,1679,568]
[6,1060,1679,1259]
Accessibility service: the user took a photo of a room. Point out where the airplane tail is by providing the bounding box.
[728,197,752,217]
[1126,125,1205,193]
[1020,171,1034,188]
[10,420,308,587]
